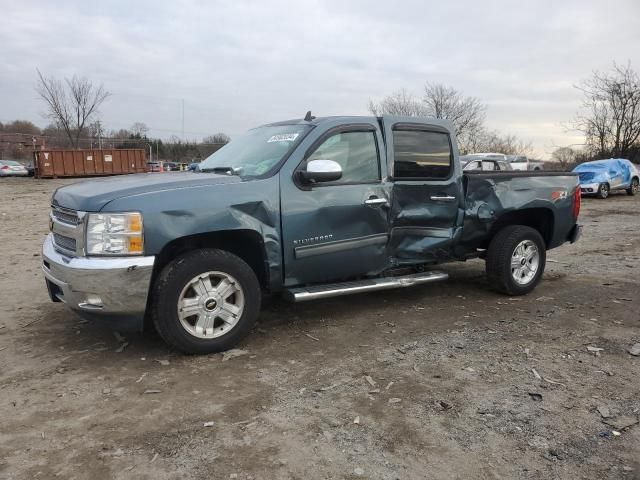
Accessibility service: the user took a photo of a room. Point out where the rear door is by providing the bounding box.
[382,117,463,263]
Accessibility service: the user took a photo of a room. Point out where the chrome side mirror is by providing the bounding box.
[300,159,342,183]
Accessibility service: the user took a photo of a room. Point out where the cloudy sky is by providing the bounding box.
[2,0,639,158]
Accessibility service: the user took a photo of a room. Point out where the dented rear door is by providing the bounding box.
[382,116,464,264]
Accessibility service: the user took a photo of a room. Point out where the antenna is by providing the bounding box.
[304,110,315,122]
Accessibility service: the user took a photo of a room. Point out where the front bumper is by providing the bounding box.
[579,182,600,194]
[42,234,155,330]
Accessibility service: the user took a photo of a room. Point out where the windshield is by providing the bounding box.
[1,160,21,166]
[199,124,311,176]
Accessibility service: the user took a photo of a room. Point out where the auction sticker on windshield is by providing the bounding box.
[268,133,299,143]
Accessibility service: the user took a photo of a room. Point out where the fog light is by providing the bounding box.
[85,294,103,306]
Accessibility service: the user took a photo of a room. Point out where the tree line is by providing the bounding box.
[0,118,230,162]
[369,62,640,166]
[1,70,230,162]
[4,63,640,166]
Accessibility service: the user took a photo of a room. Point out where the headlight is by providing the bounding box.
[86,212,144,255]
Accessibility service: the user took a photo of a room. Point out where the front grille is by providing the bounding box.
[51,207,81,225]
[53,233,77,252]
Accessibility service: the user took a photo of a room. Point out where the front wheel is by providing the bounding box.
[596,183,610,199]
[151,249,261,354]
[627,178,639,196]
[486,225,546,295]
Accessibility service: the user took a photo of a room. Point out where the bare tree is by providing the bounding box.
[467,130,534,157]
[422,83,486,152]
[35,69,110,148]
[551,146,577,169]
[130,122,149,137]
[368,89,428,117]
[203,132,231,144]
[2,120,42,135]
[369,84,486,152]
[572,62,640,160]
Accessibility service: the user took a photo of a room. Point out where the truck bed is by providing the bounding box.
[460,170,580,252]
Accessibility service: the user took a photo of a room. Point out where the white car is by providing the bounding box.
[0,160,29,177]
[506,155,544,171]
[461,157,513,171]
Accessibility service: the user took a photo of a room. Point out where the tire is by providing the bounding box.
[151,248,261,354]
[596,183,609,199]
[486,225,546,296]
[627,178,639,196]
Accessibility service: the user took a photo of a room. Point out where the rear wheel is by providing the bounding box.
[151,249,261,354]
[596,183,609,199]
[486,225,546,295]
[627,178,639,196]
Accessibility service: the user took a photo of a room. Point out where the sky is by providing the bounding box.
[1,0,639,159]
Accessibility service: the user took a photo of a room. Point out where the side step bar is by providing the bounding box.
[284,271,448,302]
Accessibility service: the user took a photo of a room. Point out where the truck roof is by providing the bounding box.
[264,115,455,131]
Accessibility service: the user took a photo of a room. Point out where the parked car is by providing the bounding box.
[461,155,512,171]
[463,152,507,162]
[188,162,201,172]
[162,162,176,171]
[573,158,639,199]
[507,155,544,171]
[147,161,163,173]
[0,160,29,177]
[42,114,582,354]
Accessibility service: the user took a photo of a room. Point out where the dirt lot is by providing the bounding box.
[0,177,639,480]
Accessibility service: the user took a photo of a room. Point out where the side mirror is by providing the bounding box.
[299,159,342,183]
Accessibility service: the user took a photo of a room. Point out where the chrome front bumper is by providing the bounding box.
[42,234,155,328]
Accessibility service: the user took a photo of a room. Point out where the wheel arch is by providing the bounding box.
[487,208,555,248]
[151,230,270,292]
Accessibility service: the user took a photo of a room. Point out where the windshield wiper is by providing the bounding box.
[199,166,242,175]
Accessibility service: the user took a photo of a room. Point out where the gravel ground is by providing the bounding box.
[0,177,639,480]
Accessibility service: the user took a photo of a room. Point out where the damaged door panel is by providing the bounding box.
[382,120,464,263]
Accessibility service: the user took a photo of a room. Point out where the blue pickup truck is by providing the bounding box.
[43,114,582,354]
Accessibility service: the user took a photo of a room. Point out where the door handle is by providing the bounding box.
[430,195,456,202]
[364,197,389,207]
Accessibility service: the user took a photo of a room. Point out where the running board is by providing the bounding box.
[284,271,449,302]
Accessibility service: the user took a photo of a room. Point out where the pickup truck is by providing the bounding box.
[506,155,545,171]
[43,115,582,354]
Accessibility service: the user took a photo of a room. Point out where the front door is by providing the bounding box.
[382,117,463,264]
[280,121,391,286]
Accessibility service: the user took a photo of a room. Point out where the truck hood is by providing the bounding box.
[52,172,242,211]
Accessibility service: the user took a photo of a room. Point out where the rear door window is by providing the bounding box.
[481,161,496,171]
[392,129,452,179]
